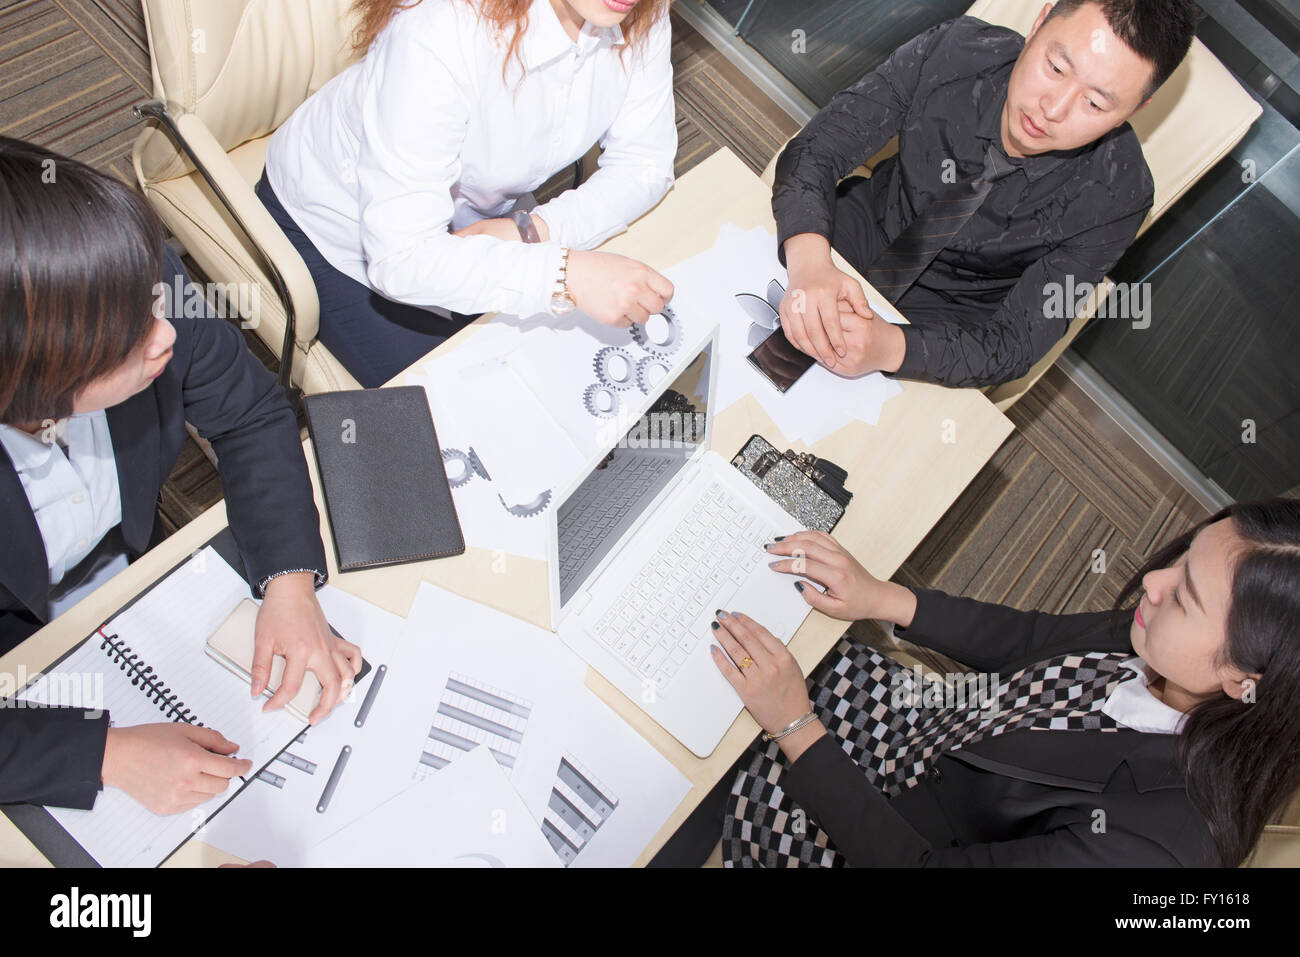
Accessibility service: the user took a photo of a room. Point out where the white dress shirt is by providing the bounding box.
[265,0,677,318]
[0,412,129,616]
[1102,656,1188,734]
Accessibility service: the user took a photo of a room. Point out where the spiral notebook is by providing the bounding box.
[4,530,308,868]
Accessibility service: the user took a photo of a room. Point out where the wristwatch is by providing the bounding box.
[550,245,577,315]
[511,209,541,244]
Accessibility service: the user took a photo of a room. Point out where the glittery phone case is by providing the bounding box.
[730,434,846,533]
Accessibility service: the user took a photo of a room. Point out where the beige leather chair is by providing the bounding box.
[761,0,1262,412]
[132,0,365,395]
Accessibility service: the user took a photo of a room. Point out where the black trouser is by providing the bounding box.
[829,174,984,330]
[255,173,476,389]
[829,175,892,278]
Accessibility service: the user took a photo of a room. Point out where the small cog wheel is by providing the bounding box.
[441,448,474,488]
[467,447,492,481]
[634,355,672,394]
[583,383,620,419]
[593,346,637,392]
[629,304,683,357]
[498,489,553,518]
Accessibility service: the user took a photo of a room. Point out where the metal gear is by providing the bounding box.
[467,447,492,481]
[441,448,474,488]
[583,383,620,419]
[634,355,672,394]
[629,304,682,357]
[498,489,552,518]
[592,346,637,392]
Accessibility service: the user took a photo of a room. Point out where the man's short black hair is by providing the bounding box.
[1045,0,1197,101]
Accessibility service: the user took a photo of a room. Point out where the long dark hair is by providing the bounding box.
[1114,498,1300,866]
[0,136,163,426]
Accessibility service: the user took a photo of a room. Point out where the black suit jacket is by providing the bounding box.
[771,17,1153,387]
[0,248,327,809]
[780,588,1219,866]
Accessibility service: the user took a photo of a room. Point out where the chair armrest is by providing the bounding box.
[132,105,321,377]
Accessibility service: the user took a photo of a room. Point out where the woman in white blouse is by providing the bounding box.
[259,0,678,387]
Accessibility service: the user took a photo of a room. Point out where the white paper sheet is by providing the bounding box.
[197,586,410,866]
[324,582,592,842]
[205,580,690,867]
[201,580,586,865]
[662,223,904,444]
[501,312,707,459]
[388,583,691,868]
[449,350,586,506]
[304,745,561,867]
[534,685,693,868]
[411,320,571,560]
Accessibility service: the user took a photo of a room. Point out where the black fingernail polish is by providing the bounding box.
[795,582,805,593]
[773,535,785,542]
[710,621,719,631]
[715,609,726,618]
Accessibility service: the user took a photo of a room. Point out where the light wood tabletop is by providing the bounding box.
[0,148,1012,868]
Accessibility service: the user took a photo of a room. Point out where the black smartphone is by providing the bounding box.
[746,327,816,393]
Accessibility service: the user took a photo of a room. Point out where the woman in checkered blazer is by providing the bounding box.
[705,499,1300,867]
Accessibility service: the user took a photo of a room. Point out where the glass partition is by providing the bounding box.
[703,0,969,106]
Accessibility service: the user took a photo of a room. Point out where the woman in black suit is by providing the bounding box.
[709,500,1300,866]
[0,137,361,817]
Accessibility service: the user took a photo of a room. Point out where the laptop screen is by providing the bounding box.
[557,341,712,609]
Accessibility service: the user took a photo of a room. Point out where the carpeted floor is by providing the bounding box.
[0,0,149,182]
[0,0,1208,615]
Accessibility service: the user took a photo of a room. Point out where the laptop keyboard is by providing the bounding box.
[558,453,676,593]
[591,481,777,691]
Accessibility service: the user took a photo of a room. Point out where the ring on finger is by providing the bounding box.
[740,657,754,670]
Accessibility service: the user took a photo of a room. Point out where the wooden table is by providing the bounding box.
[0,148,1012,867]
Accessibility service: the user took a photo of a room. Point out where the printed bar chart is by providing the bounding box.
[420,674,532,774]
[541,754,619,866]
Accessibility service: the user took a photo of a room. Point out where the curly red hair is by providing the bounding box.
[351,0,672,78]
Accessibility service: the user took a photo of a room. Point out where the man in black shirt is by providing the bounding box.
[773,0,1197,388]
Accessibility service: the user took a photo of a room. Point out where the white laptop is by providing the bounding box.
[548,325,812,757]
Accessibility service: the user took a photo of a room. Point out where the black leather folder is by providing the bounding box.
[304,386,465,571]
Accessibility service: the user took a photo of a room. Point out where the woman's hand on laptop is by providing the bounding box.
[764,531,918,628]
[709,611,825,762]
